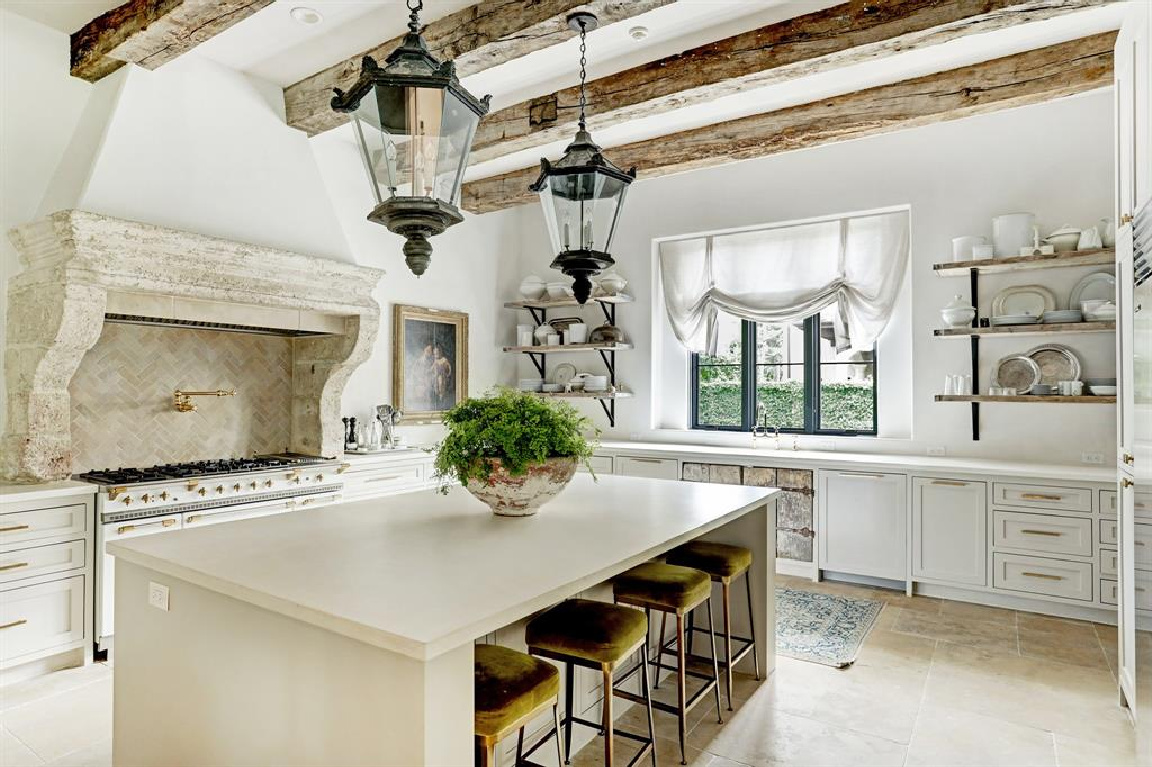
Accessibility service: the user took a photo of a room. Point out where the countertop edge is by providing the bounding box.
[0,480,97,503]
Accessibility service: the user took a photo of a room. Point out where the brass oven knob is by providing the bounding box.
[250,482,257,490]
[198,487,207,496]
[122,497,132,505]
[216,485,224,494]
[315,474,324,482]
[264,480,273,488]
[140,493,150,503]
[159,491,169,500]
[233,484,242,492]
[292,477,301,484]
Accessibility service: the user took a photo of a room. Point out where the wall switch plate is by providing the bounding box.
[1080,452,1105,465]
[927,446,947,456]
[148,582,170,611]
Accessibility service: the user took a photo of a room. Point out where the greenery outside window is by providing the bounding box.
[691,303,877,435]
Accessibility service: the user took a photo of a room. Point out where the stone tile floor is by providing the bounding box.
[0,577,1135,766]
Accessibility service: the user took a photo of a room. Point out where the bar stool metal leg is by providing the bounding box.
[654,610,668,690]
[676,612,687,764]
[705,597,723,722]
[721,580,734,709]
[553,704,565,767]
[564,662,575,765]
[601,664,614,766]
[516,727,525,763]
[746,569,761,681]
[639,644,657,767]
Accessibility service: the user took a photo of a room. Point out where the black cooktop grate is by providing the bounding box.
[77,455,330,485]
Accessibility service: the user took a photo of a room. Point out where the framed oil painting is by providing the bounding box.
[393,304,469,422]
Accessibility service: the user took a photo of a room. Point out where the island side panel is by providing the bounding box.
[700,499,775,678]
[112,560,473,766]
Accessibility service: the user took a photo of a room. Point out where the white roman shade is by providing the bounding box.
[659,210,910,353]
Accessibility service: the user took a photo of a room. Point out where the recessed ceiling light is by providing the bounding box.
[628,25,649,41]
[290,6,323,25]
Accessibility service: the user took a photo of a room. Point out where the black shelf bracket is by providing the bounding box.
[597,349,616,379]
[598,397,616,427]
[970,267,980,441]
[598,299,616,325]
[526,352,546,378]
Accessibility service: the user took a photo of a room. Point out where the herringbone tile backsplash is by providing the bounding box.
[69,324,293,472]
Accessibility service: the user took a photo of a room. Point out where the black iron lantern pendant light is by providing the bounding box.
[331,0,491,277]
[531,12,636,305]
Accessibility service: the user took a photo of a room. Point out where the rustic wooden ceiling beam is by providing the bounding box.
[462,32,1116,214]
[470,0,1113,164]
[283,0,675,137]
[71,0,274,82]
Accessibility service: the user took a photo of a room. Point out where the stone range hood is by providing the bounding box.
[2,210,385,482]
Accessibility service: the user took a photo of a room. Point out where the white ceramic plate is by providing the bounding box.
[991,285,1057,318]
[550,363,577,386]
[1068,272,1116,308]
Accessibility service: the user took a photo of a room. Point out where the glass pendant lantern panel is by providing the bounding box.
[350,84,478,206]
[539,171,629,253]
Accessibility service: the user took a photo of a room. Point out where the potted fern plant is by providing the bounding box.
[434,388,597,516]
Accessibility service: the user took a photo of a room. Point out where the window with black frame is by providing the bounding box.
[691,302,877,435]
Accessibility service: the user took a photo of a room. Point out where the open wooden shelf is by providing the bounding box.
[534,390,633,400]
[933,248,1115,276]
[934,321,1115,338]
[935,394,1116,404]
[502,343,632,353]
[504,294,635,310]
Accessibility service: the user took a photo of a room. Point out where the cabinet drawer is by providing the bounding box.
[615,456,679,480]
[0,504,87,546]
[1101,579,1118,605]
[1136,524,1152,571]
[0,575,85,664]
[1100,518,1119,546]
[1115,573,1152,610]
[992,510,1092,557]
[1101,489,1152,519]
[0,540,85,585]
[992,483,1092,513]
[580,455,614,475]
[344,464,425,498]
[992,553,1093,601]
[1101,549,1119,578]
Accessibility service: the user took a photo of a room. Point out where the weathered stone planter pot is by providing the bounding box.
[465,457,578,517]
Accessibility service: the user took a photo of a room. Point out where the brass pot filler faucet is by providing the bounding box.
[173,389,236,413]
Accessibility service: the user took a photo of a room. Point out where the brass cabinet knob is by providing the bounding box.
[1122,478,1136,488]
[1122,213,1134,224]
[198,487,207,496]
[1124,454,1135,465]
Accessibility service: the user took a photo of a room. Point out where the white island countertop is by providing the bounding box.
[110,474,776,661]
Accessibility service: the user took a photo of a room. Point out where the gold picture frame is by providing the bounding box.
[392,304,469,423]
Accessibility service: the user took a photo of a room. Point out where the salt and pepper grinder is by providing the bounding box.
[343,417,357,450]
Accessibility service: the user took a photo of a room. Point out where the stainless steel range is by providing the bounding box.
[81,454,344,652]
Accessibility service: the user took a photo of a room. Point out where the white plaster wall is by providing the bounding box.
[512,90,1117,464]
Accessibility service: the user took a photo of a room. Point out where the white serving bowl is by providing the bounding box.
[546,283,572,299]
[1088,385,1117,396]
[519,276,546,300]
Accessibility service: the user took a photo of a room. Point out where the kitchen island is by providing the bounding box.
[108,474,777,766]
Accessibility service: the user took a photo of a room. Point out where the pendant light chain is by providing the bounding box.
[577,21,588,130]
[407,0,423,33]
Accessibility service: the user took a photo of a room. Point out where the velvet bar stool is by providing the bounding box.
[666,541,759,710]
[612,562,723,765]
[525,598,657,767]
[474,643,565,767]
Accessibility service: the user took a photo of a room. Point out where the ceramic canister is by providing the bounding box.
[992,213,1036,257]
[951,236,987,262]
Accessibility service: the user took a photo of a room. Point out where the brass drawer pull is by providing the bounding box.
[0,525,30,533]
[117,518,177,535]
[0,562,29,572]
[931,480,968,487]
[1021,529,1062,537]
[185,515,202,524]
[840,473,888,479]
[1020,493,1063,501]
[0,619,27,630]
[366,475,410,483]
[336,463,352,474]
[1022,571,1064,581]
[628,457,666,464]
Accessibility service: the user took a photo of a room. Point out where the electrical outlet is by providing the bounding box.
[148,582,170,612]
[927,446,947,456]
[1080,452,1105,465]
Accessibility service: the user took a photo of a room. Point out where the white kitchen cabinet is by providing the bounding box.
[911,478,986,586]
[818,470,907,581]
[614,455,679,480]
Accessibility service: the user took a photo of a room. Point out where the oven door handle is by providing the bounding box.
[114,518,178,536]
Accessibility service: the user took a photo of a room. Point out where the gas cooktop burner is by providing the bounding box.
[78,455,330,485]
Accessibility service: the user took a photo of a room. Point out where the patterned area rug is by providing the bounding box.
[775,587,884,668]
